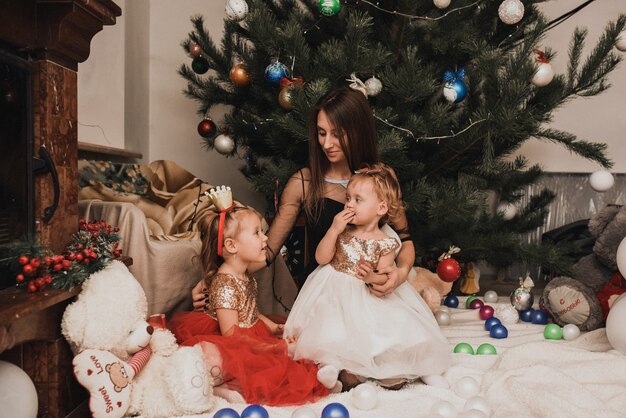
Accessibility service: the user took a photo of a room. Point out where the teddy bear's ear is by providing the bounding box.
[61,301,86,354]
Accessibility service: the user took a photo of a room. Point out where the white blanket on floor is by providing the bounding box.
[174,299,626,418]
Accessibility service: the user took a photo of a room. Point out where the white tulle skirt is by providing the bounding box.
[284,264,451,380]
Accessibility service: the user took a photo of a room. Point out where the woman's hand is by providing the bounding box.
[191,280,208,311]
[330,208,355,234]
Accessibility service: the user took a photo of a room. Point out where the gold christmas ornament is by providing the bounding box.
[229,64,252,87]
[279,87,296,110]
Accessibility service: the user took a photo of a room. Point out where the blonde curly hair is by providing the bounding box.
[350,163,404,224]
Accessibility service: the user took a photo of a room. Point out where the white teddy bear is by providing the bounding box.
[61,260,214,418]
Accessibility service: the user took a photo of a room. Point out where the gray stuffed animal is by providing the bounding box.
[542,204,626,331]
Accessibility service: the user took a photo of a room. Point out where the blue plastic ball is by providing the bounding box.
[264,61,289,86]
[241,405,269,418]
[213,408,241,418]
[322,402,350,418]
[531,309,548,325]
[519,309,534,322]
[484,317,502,331]
[443,79,467,103]
[443,294,459,308]
[490,324,508,339]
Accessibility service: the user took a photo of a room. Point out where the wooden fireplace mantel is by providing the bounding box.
[0,0,122,70]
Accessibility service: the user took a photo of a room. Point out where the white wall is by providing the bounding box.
[78,1,626,212]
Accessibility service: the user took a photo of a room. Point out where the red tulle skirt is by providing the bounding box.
[168,312,328,406]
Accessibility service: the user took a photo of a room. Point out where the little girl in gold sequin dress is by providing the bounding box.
[284,163,450,390]
[168,187,337,406]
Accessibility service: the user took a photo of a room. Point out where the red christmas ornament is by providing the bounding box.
[436,257,462,282]
[197,118,217,138]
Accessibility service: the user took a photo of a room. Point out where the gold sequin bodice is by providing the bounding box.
[329,231,399,277]
[205,273,259,328]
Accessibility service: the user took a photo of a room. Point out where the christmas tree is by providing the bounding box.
[180,0,626,274]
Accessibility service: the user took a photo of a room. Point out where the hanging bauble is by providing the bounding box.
[498,0,524,25]
[532,50,555,87]
[214,132,235,155]
[318,0,342,17]
[510,275,535,311]
[197,118,217,138]
[433,0,451,9]
[436,246,462,282]
[189,43,203,58]
[442,68,467,103]
[191,57,210,74]
[229,63,252,87]
[496,201,517,220]
[278,87,296,111]
[225,0,249,21]
[616,31,626,52]
[364,76,383,96]
[589,169,614,192]
[264,60,289,86]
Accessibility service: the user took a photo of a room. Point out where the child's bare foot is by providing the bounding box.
[317,364,339,389]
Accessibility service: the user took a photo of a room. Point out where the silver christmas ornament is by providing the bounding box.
[433,0,451,9]
[214,133,235,155]
[498,0,524,25]
[434,310,451,326]
[532,62,555,87]
[495,304,519,324]
[510,276,535,311]
[364,76,383,96]
[225,0,248,21]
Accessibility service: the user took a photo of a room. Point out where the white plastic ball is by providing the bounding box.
[617,237,626,278]
[453,376,481,399]
[497,202,517,220]
[0,360,38,418]
[495,304,519,325]
[364,76,383,96]
[562,324,581,341]
[350,382,378,410]
[606,293,626,355]
[460,410,488,418]
[214,133,235,155]
[438,305,450,312]
[225,0,249,21]
[430,400,458,418]
[463,396,492,416]
[532,62,555,87]
[291,406,317,418]
[616,31,626,52]
[498,0,524,25]
[483,290,498,303]
[589,170,614,192]
[435,310,452,326]
[433,0,451,9]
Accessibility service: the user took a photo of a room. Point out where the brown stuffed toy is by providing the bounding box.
[407,266,452,312]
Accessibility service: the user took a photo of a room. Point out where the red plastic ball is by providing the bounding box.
[436,258,462,282]
[197,119,217,138]
[479,304,495,320]
[469,299,484,310]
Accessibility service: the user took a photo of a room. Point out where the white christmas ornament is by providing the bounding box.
[495,304,519,324]
[606,293,626,355]
[617,236,626,278]
[0,360,38,418]
[351,383,378,410]
[225,0,249,21]
[589,170,614,192]
[616,31,626,52]
[497,202,517,220]
[433,0,451,9]
[562,324,581,341]
[435,309,452,326]
[484,290,498,303]
[365,76,383,96]
[453,376,481,399]
[430,400,458,418]
[214,133,235,155]
[532,62,555,87]
[291,406,317,418]
[498,0,524,25]
[463,396,492,417]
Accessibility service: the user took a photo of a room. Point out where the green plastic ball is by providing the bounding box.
[465,295,478,308]
[544,323,563,340]
[476,343,497,355]
[453,342,474,354]
[318,0,341,16]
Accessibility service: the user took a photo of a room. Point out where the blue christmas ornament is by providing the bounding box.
[322,402,350,418]
[241,404,269,418]
[213,408,241,418]
[489,324,508,339]
[531,309,548,325]
[264,60,289,86]
[519,308,534,322]
[484,317,502,331]
[443,68,467,103]
[443,294,459,308]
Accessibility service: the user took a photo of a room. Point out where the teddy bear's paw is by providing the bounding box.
[165,345,214,413]
[149,328,178,356]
